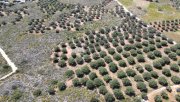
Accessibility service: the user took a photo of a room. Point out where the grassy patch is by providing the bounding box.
[164,31,180,43]
[118,0,133,7]
[142,3,180,22]
[58,87,103,102]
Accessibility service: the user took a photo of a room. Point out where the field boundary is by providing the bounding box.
[0,47,18,81]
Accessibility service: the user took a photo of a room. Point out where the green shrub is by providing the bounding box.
[154,95,162,102]
[171,76,180,84]
[130,49,137,57]
[127,56,135,65]
[144,64,153,72]
[137,82,147,92]
[94,78,104,87]
[124,44,132,51]
[158,77,168,86]
[147,52,155,59]
[153,50,162,57]
[89,72,97,80]
[103,75,112,83]
[72,78,81,87]
[109,62,118,73]
[164,48,171,54]
[143,47,150,53]
[68,57,76,66]
[113,89,124,100]
[136,65,144,73]
[162,56,170,65]
[58,82,66,91]
[119,60,127,67]
[117,71,127,79]
[61,54,67,60]
[81,66,90,75]
[83,55,91,62]
[99,85,108,95]
[143,72,152,81]
[96,59,105,67]
[104,56,112,64]
[136,54,145,62]
[148,79,158,89]
[76,56,84,64]
[162,68,171,77]
[92,53,100,60]
[126,68,136,77]
[122,51,130,58]
[116,46,123,53]
[99,67,108,76]
[170,63,179,72]
[86,80,95,90]
[99,51,107,58]
[122,78,132,86]
[108,48,115,55]
[176,50,180,56]
[105,93,115,102]
[153,60,162,69]
[113,53,121,61]
[134,75,143,82]
[58,60,66,67]
[65,70,74,78]
[150,71,159,79]
[33,89,42,97]
[161,91,168,100]
[90,61,98,69]
[71,52,76,58]
[80,77,88,86]
[168,52,177,60]
[75,69,84,78]
[110,79,120,89]
[125,86,135,96]
[148,44,156,51]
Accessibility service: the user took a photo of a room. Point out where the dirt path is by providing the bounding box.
[0,47,18,80]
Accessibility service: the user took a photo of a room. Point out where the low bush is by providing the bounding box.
[117,71,127,79]
[110,79,120,89]
[94,78,104,87]
[144,64,153,72]
[161,91,169,100]
[99,67,108,76]
[171,76,180,84]
[119,60,127,67]
[122,78,132,86]
[75,69,84,78]
[73,78,81,87]
[103,75,112,83]
[104,56,112,64]
[113,53,121,61]
[127,56,135,65]
[154,95,162,102]
[89,72,97,80]
[162,68,171,77]
[58,82,66,91]
[148,79,158,89]
[158,77,168,86]
[105,93,115,102]
[81,66,90,75]
[99,85,108,95]
[170,63,179,72]
[137,82,147,92]
[143,72,152,81]
[86,80,95,90]
[113,89,124,100]
[168,52,177,60]
[65,70,74,78]
[126,68,136,77]
[109,62,118,73]
[125,86,135,96]
[134,75,143,82]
